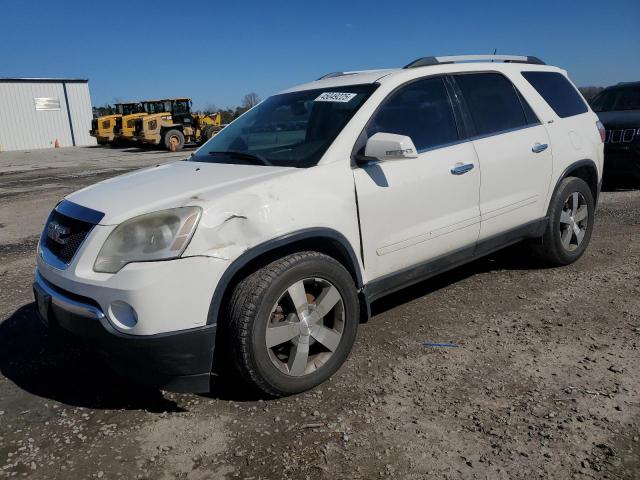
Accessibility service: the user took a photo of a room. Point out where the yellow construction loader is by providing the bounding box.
[114,102,151,144]
[133,98,222,151]
[90,102,144,146]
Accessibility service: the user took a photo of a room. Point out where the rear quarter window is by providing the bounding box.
[522,71,588,118]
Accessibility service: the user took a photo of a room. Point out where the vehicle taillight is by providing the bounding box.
[596,120,606,143]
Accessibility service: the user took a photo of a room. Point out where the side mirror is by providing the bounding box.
[362,132,418,162]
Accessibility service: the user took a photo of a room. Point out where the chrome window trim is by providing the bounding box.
[464,121,543,144]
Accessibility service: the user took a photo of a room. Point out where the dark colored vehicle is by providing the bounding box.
[591,82,640,182]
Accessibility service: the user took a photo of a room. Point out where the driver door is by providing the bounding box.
[353,76,481,284]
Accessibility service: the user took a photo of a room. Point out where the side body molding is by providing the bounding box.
[206,228,364,325]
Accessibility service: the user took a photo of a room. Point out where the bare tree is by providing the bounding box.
[578,86,604,102]
[204,103,219,115]
[241,92,261,109]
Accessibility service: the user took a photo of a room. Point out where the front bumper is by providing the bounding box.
[134,132,161,145]
[33,269,216,393]
[603,146,640,178]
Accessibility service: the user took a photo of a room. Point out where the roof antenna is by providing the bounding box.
[492,48,497,62]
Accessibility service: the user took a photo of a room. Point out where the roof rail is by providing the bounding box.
[316,69,390,81]
[317,72,346,80]
[404,55,545,69]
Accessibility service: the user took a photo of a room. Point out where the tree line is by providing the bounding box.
[199,92,261,123]
[578,86,605,102]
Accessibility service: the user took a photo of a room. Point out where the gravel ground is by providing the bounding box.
[0,147,639,479]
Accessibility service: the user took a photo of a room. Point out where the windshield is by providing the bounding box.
[173,100,190,114]
[145,101,169,114]
[591,86,640,112]
[122,103,142,115]
[190,84,377,168]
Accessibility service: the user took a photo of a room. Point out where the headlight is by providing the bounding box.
[149,119,157,130]
[94,207,201,273]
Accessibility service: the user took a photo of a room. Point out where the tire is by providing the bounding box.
[534,177,595,265]
[200,125,214,145]
[163,129,185,151]
[227,251,359,397]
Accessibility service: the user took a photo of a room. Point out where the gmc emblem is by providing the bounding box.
[47,221,71,245]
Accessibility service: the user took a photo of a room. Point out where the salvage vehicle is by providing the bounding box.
[590,81,640,182]
[35,55,604,396]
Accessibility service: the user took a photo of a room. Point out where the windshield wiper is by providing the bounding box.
[208,150,272,166]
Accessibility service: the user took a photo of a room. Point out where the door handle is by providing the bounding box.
[450,163,474,175]
[532,143,548,153]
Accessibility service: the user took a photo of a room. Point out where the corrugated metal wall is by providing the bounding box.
[65,82,95,147]
[0,81,96,151]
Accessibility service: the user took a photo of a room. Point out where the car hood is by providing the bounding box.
[596,110,640,129]
[65,160,295,225]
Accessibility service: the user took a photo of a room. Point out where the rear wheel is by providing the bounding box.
[227,252,359,397]
[163,129,185,151]
[534,177,595,265]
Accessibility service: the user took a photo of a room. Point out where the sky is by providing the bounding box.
[1,0,639,110]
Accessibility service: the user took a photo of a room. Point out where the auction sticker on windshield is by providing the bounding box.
[314,92,357,102]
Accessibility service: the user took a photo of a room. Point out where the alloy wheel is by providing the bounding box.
[559,191,589,252]
[265,278,345,377]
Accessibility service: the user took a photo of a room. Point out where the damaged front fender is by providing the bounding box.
[182,193,283,261]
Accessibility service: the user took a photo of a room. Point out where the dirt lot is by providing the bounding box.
[1,146,639,479]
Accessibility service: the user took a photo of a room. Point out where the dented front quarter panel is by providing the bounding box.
[182,160,365,281]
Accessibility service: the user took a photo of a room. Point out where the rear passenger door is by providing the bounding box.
[453,73,553,240]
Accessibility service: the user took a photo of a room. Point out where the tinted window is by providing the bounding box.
[367,77,459,151]
[193,84,377,168]
[590,86,640,112]
[455,73,530,136]
[522,71,588,118]
[516,90,539,125]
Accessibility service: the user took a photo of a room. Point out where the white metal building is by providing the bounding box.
[0,78,96,151]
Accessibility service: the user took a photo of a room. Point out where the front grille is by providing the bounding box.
[44,210,93,264]
[605,128,637,143]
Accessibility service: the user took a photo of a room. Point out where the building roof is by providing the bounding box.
[0,77,88,83]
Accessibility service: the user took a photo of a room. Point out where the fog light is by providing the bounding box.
[108,301,138,329]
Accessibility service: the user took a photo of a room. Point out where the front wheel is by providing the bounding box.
[163,129,185,151]
[227,251,359,397]
[534,177,595,265]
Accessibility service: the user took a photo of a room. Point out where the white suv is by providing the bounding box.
[33,55,604,396]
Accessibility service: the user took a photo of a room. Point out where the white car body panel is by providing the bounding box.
[473,124,553,240]
[66,161,297,225]
[354,141,481,279]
